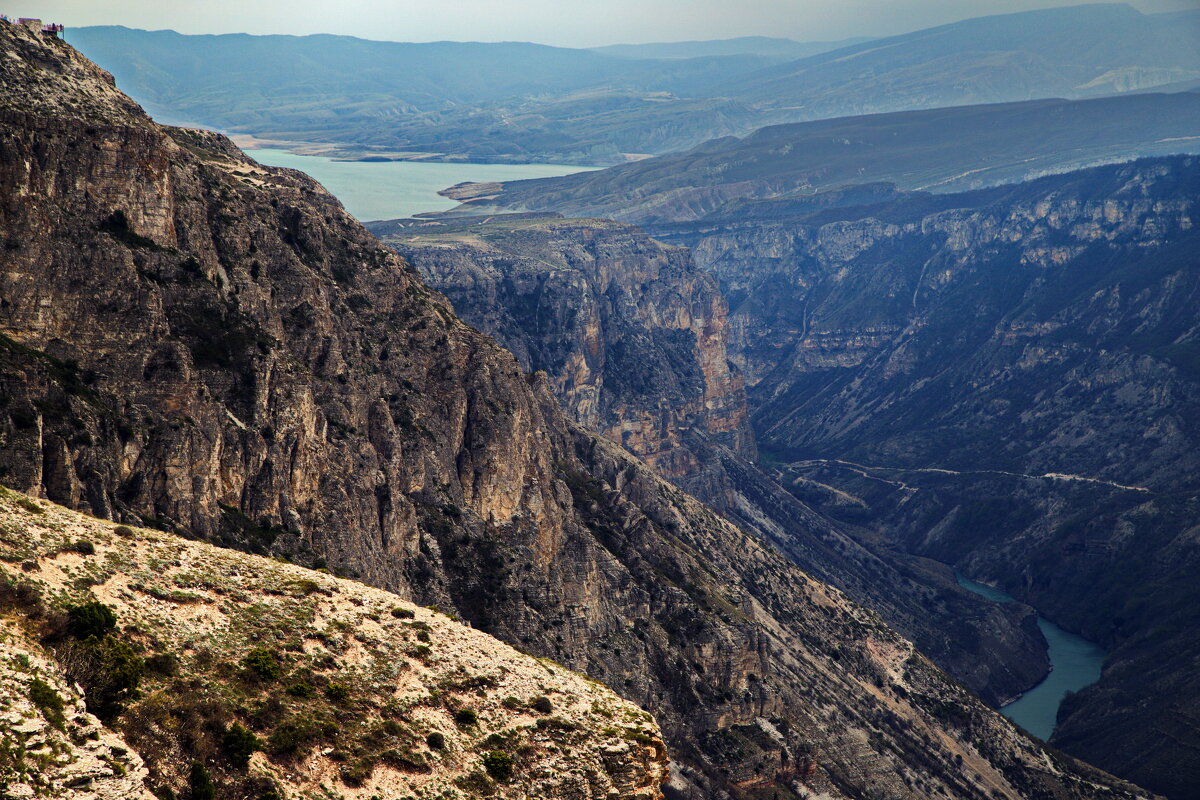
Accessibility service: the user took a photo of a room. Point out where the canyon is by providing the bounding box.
[0,21,1155,800]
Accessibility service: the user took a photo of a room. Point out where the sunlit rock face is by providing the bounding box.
[375,215,755,482]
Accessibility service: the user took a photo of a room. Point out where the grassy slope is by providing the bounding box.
[0,486,666,800]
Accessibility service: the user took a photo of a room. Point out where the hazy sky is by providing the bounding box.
[14,0,1199,47]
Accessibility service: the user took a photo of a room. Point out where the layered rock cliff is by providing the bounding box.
[0,487,668,800]
[650,156,1200,798]
[374,213,1050,709]
[0,23,1157,800]
[370,215,755,482]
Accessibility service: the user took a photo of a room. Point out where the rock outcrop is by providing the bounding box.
[0,22,1157,800]
[372,215,755,482]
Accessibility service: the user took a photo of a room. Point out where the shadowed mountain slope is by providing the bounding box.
[646,156,1200,798]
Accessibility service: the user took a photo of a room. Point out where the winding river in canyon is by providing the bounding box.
[957,574,1106,740]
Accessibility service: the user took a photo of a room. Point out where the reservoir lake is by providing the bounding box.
[247,149,593,222]
[956,573,1106,741]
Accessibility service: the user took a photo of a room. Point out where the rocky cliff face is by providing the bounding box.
[0,23,1157,800]
[652,156,1200,798]
[0,487,668,800]
[371,215,755,482]
[375,213,1050,709]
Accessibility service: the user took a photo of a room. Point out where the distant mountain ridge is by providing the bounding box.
[67,4,1200,164]
[724,3,1200,111]
[591,35,872,60]
[446,91,1200,222]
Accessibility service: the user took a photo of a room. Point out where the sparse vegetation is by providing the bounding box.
[0,481,667,799]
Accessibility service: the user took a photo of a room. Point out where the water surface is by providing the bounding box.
[247,149,592,221]
[956,573,1106,740]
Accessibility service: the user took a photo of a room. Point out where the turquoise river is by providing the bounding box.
[956,573,1106,740]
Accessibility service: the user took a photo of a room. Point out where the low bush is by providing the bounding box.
[482,750,514,782]
[222,722,260,769]
[340,759,374,787]
[57,635,145,722]
[189,761,215,800]
[454,708,478,727]
[323,682,350,703]
[285,682,315,699]
[241,646,282,682]
[65,601,117,640]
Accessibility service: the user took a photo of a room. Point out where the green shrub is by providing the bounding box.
[86,637,145,721]
[426,731,445,750]
[113,525,135,538]
[531,695,553,714]
[454,708,478,727]
[267,718,322,758]
[413,644,432,659]
[286,682,315,699]
[188,761,215,800]
[390,607,415,619]
[415,630,431,643]
[66,600,116,639]
[241,646,282,682]
[324,682,350,703]
[222,722,260,769]
[482,750,514,782]
[72,540,96,556]
[28,678,65,729]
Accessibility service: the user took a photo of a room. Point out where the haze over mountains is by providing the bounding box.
[449,91,1200,221]
[590,35,873,60]
[69,3,1200,164]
